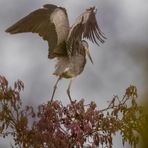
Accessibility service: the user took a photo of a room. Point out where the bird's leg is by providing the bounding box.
[67,79,73,104]
[51,77,61,102]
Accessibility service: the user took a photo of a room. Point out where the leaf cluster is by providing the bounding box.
[0,75,146,148]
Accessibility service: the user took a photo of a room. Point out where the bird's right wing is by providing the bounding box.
[67,7,106,44]
[66,7,106,56]
[6,4,69,53]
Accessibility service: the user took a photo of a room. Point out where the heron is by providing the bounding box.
[5,4,106,103]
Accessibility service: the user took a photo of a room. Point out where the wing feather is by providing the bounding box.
[5,4,69,54]
[67,7,106,46]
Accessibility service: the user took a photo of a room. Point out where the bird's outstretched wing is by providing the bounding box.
[6,4,69,56]
[67,7,106,46]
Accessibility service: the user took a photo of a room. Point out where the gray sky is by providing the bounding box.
[0,0,148,147]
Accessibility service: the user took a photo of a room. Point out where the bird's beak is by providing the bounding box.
[86,48,94,64]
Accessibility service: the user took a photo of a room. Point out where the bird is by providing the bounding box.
[5,4,106,103]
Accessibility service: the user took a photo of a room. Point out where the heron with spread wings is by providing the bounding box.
[6,4,106,103]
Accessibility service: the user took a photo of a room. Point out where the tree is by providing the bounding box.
[0,75,146,148]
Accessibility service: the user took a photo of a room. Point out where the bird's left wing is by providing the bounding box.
[67,7,106,46]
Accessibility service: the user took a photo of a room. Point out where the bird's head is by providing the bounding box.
[81,40,93,64]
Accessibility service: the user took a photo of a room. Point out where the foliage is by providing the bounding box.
[0,75,146,148]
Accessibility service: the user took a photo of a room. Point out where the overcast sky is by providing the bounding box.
[0,0,148,147]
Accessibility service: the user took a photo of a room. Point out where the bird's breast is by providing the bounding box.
[53,55,86,78]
